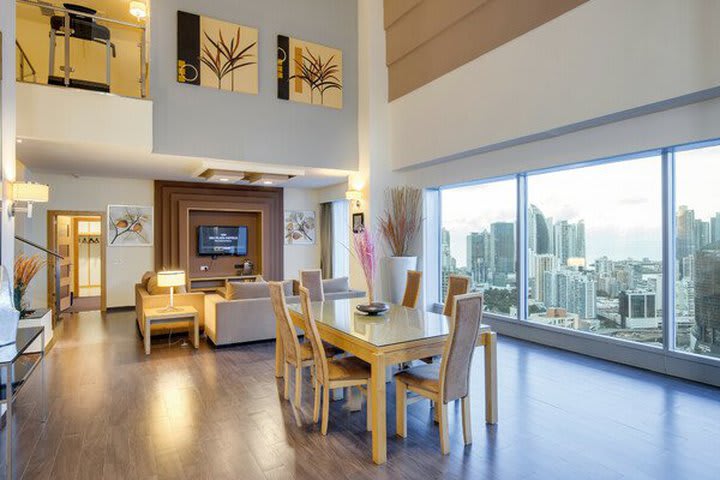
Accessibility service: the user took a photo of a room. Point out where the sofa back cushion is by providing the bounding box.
[147,274,187,295]
[227,280,292,300]
[323,277,349,294]
[141,271,154,290]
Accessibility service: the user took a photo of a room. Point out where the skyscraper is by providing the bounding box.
[693,245,720,355]
[528,204,551,254]
[554,220,585,265]
[711,213,720,244]
[534,254,557,302]
[490,222,514,275]
[677,206,697,270]
[466,231,489,283]
[695,219,710,250]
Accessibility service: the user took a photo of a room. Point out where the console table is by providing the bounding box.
[1,327,47,480]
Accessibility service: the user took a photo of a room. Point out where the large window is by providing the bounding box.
[440,179,517,316]
[675,145,720,359]
[527,155,663,346]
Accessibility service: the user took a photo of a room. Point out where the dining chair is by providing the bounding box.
[401,270,422,308]
[300,269,325,301]
[443,274,471,316]
[395,292,484,455]
[299,286,372,435]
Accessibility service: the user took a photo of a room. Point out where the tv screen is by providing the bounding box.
[198,226,248,256]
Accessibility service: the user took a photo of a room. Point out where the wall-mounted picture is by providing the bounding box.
[177,11,258,94]
[352,212,365,233]
[108,205,153,247]
[285,210,316,245]
[277,35,343,109]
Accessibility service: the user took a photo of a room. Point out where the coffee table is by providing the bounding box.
[143,306,199,355]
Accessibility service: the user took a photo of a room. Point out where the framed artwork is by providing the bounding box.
[107,205,153,247]
[277,35,343,109]
[352,212,365,233]
[177,11,258,94]
[285,210,316,245]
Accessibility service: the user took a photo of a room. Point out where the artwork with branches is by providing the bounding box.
[177,11,258,94]
[277,35,343,109]
[108,205,153,246]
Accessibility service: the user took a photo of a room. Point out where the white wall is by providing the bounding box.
[21,172,154,308]
[390,0,720,171]
[1,0,17,276]
[283,188,321,280]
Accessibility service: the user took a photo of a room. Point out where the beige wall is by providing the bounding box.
[283,188,322,280]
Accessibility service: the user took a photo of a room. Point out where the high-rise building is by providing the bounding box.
[693,245,720,355]
[554,220,585,265]
[695,219,710,250]
[711,213,720,244]
[534,254,557,302]
[490,222,514,275]
[547,269,596,319]
[528,204,551,254]
[619,290,659,328]
[466,231,489,283]
[677,206,697,272]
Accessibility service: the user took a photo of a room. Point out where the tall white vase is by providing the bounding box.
[0,265,19,346]
[383,256,417,304]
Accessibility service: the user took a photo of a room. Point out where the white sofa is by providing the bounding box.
[204,278,364,346]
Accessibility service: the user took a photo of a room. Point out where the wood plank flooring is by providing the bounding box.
[2,309,719,479]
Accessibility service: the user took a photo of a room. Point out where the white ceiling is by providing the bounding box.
[17,138,353,189]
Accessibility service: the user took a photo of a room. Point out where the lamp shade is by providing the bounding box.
[157,270,186,288]
[129,1,147,19]
[13,182,49,203]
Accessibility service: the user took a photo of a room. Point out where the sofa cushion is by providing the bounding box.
[141,271,154,290]
[147,274,187,295]
[227,280,292,300]
[323,277,349,294]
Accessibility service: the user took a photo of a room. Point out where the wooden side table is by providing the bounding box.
[143,306,199,355]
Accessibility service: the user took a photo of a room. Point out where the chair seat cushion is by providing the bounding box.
[328,357,371,381]
[300,342,343,361]
[395,364,440,393]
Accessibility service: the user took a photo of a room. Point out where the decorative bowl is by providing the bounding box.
[356,302,390,316]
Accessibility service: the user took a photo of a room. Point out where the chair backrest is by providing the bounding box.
[298,286,329,385]
[442,274,470,316]
[300,269,325,301]
[439,292,484,403]
[401,270,422,308]
[269,282,302,365]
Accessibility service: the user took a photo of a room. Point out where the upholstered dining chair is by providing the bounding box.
[395,292,484,455]
[298,286,372,435]
[401,270,422,308]
[300,269,325,301]
[443,274,471,316]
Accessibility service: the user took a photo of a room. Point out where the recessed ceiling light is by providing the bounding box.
[263,181,273,185]
[198,168,247,184]
[219,178,230,182]
[16,139,22,144]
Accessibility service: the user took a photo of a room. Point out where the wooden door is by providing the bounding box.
[56,215,73,312]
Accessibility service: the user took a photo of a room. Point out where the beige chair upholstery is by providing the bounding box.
[443,275,471,316]
[300,269,324,301]
[395,292,484,454]
[299,286,372,435]
[401,270,422,309]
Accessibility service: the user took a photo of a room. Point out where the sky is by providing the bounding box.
[441,145,720,268]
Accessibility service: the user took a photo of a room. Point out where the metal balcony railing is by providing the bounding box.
[16,40,37,83]
[15,235,64,325]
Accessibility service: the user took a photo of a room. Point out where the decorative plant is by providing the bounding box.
[379,186,423,257]
[201,27,257,89]
[14,254,46,316]
[290,48,342,104]
[351,227,379,303]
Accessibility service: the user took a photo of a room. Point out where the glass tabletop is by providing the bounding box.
[289,298,453,347]
[0,327,43,365]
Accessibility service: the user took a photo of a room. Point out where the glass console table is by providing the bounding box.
[0,327,47,480]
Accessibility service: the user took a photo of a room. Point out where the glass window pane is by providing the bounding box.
[527,156,663,346]
[440,179,517,316]
[675,144,720,359]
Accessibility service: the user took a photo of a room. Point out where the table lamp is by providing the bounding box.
[157,270,186,312]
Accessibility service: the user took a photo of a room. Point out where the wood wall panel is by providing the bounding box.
[384,0,588,101]
[154,181,284,281]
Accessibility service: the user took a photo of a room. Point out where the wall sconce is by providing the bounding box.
[345,190,363,209]
[10,182,49,218]
[129,1,148,21]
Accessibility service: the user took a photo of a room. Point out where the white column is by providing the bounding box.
[1,0,17,276]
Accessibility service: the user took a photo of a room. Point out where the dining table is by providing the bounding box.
[275,297,498,465]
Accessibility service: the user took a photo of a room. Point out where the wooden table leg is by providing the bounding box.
[145,318,151,355]
[275,321,284,378]
[193,314,199,349]
[370,353,387,465]
[483,331,498,424]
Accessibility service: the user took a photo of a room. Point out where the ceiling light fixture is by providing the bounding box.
[16,138,22,144]
[245,173,292,186]
[198,169,247,184]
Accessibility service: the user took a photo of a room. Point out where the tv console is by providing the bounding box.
[189,274,262,293]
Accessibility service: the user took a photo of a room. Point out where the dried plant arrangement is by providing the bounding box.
[378,186,423,257]
[14,254,46,315]
[351,227,379,303]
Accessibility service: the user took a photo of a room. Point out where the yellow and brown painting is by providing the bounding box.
[277,35,343,109]
[177,11,258,94]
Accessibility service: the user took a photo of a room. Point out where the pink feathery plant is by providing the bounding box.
[351,227,378,303]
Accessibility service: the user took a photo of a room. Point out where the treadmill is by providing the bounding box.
[48,3,116,92]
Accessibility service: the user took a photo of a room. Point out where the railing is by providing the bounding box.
[16,0,148,98]
[15,40,36,83]
[15,235,64,324]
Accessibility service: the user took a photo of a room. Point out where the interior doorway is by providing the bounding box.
[47,210,107,315]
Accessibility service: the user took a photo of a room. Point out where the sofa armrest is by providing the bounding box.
[325,290,365,301]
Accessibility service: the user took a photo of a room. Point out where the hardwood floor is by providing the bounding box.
[3,309,720,479]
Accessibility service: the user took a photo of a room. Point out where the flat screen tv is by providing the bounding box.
[197,225,248,256]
